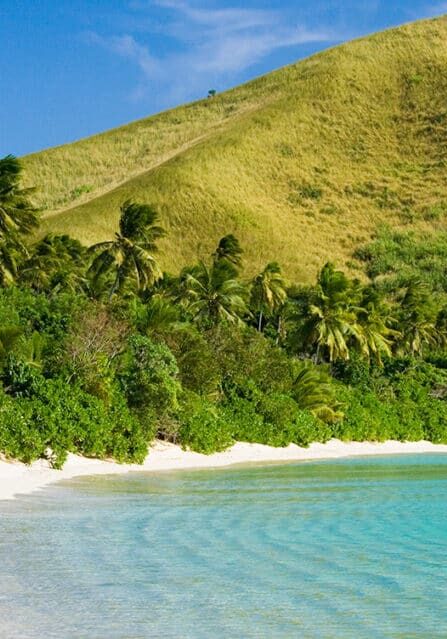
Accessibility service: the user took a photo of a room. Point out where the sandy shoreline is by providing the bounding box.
[1,438,447,501]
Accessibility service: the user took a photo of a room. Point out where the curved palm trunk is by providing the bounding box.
[276,315,282,345]
[108,273,120,302]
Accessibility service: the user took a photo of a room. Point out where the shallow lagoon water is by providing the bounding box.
[1,454,447,638]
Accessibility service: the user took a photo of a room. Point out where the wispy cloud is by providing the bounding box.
[88,32,158,76]
[88,1,333,104]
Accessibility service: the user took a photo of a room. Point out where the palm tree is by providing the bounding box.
[397,280,440,356]
[355,286,400,365]
[0,240,18,286]
[435,306,447,349]
[250,262,287,332]
[0,155,38,286]
[212,234,243,269]
[88,200,165,299]
[178,260,248,326]
[304,305,362,362]
[0,326,22,364]
[292,360,343,423]
[131,295,182,336]
[289,263,363,362]
[0,155,38,239]
[19,234,87,293]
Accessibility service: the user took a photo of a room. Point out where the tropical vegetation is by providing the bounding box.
[1,155,447,467]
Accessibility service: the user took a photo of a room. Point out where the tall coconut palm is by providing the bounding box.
[304,305,362,362]
[289,263,363,362]
[19,234,87,293]
[250,262,288,332]
[179,260,248,326]
[0,241,18,286]
[397,280,440,356]
[212,234,243,269]
[355,286,400,365]
[0,155,38,239]
[0,155,38,286]
[88,200,165,299]
[0,326,22,364]
[131,295,182,336]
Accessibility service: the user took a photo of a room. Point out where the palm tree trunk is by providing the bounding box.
[276,315,282,345]
[108,274,119,302]
[258,310,263,332]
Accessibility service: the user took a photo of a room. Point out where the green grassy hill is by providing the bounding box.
[23,15,447,281]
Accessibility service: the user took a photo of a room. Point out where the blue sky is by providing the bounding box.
[1,0,446,156]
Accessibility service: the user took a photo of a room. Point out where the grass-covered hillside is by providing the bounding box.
[23,15,447,280]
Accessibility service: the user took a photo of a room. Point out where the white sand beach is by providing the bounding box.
[1,439,447,501]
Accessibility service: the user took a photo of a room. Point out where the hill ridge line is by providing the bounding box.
[41,99,274,221]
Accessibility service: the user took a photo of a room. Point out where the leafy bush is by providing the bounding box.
[333,387,398,442]
[0,379,149,468]
[205,325,294,395]
[333,374,447,443]
[163,325,221,397]
[0,287,86,340]
[1,355,42,397]
[257,392,330,447]
[222,388,331,448]
[222,393,266,442]
[177,393,233,454]
[119,335,181,426]
[71,184,92,199]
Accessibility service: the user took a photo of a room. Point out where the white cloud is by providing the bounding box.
[89,1,333,104]
[154,0,277,31]
[192,28,329,74]
[88,32,158,76]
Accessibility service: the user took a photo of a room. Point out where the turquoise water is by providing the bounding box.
[1,455,447,638]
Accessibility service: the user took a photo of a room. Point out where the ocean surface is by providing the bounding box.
[1,454,447,638]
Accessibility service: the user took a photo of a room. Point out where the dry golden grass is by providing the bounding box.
[23,15,447,281]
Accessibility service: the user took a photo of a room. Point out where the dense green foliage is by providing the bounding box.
[355,227,447,297]
[2,155,447,468]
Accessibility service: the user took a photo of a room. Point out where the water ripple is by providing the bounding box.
[1,455,447,638]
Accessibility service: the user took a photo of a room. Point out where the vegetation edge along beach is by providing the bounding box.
[3,440,447,501]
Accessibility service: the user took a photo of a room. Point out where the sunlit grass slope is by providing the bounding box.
[24,15,447,281]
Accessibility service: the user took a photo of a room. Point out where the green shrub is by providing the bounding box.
[257,392,330,447]
[119,335,181,423]
[0,379,149,468]
[206,325,294,395]
[0,287,86,340]
[1,355,41,397]
[70,184,92,199]
[0,392,43,464]
[354,228,447,296]
[178,393,233,454]
[420,399,447,443]
[333,388,397,442]
[222,394,266,443]
[163,325,221,397]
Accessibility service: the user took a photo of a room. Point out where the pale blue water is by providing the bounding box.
[1,455,447,638]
